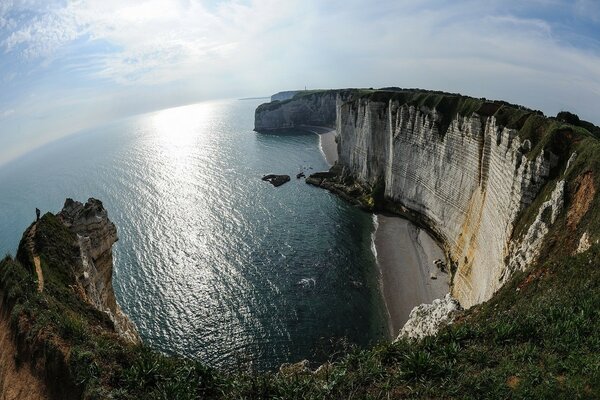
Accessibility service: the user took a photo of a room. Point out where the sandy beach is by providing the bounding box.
[299,125,338,166]
[374,215,449,337]
[318,130,338,166]
[303,125,445,337]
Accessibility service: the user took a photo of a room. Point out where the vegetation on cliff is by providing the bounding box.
[1,214,221,399]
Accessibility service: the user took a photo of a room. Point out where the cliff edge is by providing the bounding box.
[57,198,139,343]
[0,198,139,399]
[255,89,600,309]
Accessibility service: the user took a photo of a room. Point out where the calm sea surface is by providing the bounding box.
[0,99,388,370]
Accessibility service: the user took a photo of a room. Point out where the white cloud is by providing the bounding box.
[574,0,600,22]
[0,109,15,118]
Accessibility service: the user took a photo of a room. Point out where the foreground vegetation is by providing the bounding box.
[1,214,599,398]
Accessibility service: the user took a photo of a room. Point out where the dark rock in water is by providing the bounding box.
[296,172,305,179]
[262,174,290,187]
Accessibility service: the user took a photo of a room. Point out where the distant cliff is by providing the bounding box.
[255,89,600,309]
[255,90,354,131]
[271,91,299,102]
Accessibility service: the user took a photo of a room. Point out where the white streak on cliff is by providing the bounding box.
[337,98,553,307]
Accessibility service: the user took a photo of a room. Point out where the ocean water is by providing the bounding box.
[0,99,388,370]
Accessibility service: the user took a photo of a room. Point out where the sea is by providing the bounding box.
[0,99,388,371]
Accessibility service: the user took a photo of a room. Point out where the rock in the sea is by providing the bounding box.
[262,174,290,187]
[296,171,305,179]
[397,294,462,341]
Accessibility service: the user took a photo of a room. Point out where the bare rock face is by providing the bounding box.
[507,180,565,277]
[335,99,555,307]
[59,198,140,343]
[255,91,353,131]
[59,198,117,261]
[397,294,462,340]
[262,174,291,187]
[255,90,586,311]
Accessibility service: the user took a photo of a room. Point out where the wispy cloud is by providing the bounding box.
[1,0,600,165]
[574,0,600,22]
[0,109,15,118]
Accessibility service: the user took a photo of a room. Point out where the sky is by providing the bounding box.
[0,0,600,165]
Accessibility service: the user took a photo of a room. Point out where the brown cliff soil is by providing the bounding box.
[23,223,44,293]
[567,171,596,231]
[0,298,49,400]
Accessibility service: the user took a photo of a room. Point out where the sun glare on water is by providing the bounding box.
[149,102,222,164]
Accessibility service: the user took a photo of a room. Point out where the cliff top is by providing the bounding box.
[257,88,600,142]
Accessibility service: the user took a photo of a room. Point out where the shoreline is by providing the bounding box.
[305,127,448,338]
[299,125,338,166]
[374,214,449,338]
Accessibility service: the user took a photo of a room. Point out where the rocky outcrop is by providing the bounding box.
[58,198,139,343]
[262,174,291,187]
[507,180,565,279]
[397,294,462,340]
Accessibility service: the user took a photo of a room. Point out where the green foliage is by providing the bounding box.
[60,314,89,343]
[1,237,600,399]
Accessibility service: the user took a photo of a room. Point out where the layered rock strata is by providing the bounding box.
[336,99,556,307]
[256,90,577,309]
[58,198,140,343]
[255,90,353,131]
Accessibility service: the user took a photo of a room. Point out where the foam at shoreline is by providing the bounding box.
[308,124,449,337]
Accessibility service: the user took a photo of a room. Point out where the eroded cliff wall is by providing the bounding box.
[0,198,140,400]
[337,98,554,307]
[256,89,597,309]
[58,198,140,343]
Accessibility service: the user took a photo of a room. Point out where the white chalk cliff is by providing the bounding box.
[336,98,556,307]
[256,89,576,310]
[59,198,140,343]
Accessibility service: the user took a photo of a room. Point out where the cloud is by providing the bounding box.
[2,0,599,90]
[1,0,600,166]
[0,109,15,118]
[574,0,600,22]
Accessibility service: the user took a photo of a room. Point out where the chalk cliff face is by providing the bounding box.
[58,198,140,343]
[255,91,343,131]
[271,90,299,102]
[255,89,590,309]
[337,98,556,307]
